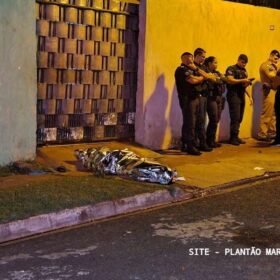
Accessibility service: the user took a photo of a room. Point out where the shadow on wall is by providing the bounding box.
[169,84,182,149]
[218,94,230,142]
[251,81,263,138]
[143,74,168,149]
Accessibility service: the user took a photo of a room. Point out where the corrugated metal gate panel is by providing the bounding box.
[36,0,139,144]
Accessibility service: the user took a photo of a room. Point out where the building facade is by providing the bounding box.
[1,0,280,164]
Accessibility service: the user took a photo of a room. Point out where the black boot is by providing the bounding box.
[213,142,222,148]
[207,140,216,148]
[229,137,240,146]
[208,140,222,148]
[186,145,202,156]
[237,137,246,144]
[207,136,221,148]
[181,142,188,152]
[199,142,213,152]
[206,137,215,148]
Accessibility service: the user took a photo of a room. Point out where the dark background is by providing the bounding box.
[224,0,280,9]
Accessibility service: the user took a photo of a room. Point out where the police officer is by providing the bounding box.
[193,48,213,152]
[175,52,208,155]
[258,50,279,141]
[271,68,280,146]
[225,54,254,145]
[204,56,226,148]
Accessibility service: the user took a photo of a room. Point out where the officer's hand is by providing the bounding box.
[249,96,253,106]
[243,80,251,87]
[207,73,217,82]
[188,63,197,70]
[220,75,228,83]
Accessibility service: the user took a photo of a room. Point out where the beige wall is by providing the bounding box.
[136,0,280,149]
[0,0,37,165]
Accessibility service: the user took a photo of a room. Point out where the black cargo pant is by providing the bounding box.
[180,95,206,147]
[206,95,224,143]
[275,88,280,142]
[178,95,189,145]
[227,91,245,139]
[195,95,207,146]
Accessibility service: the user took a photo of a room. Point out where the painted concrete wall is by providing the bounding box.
[136,0,280,149]
[0,0,37,165]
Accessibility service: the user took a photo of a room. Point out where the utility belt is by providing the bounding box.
[227,90,245,99]
[208,90,222,98]
[200,91,208,97]
[195,90,208,97]
[188,92,207,99]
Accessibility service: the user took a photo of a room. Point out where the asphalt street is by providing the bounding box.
[0,178,280,280]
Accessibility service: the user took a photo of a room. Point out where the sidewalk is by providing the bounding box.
[36,138,280,188]
[1,138,279,244]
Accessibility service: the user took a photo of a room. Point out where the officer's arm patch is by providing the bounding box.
[225,68,234,76]
[184,70,193,80]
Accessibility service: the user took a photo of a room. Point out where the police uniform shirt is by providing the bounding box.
[175,64,199,97]
[225,64,248,95]
[194,62,208,95]
[206,69,225,97]
[259,60,277,85]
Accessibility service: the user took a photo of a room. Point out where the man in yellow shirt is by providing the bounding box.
[258,50,280,141]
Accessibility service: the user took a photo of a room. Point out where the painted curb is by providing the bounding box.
[197,171,280,198]
[0,188,192,244]
[1,171,279,244]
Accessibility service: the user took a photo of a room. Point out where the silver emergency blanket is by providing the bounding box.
[75,147,177,185]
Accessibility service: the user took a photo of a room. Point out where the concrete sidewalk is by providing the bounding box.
[1,138,279,244]
[37,138,280,188]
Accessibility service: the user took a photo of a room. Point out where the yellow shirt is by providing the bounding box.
[259,60,277,85]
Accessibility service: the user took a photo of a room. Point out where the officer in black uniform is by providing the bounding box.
[204,56,226,148]
[193,48,212,152]
[175,52,207,155]
[225,54,253,145]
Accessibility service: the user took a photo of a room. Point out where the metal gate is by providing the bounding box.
[36,0,139,144]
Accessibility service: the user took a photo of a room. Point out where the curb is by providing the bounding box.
[1,171,280,244]
[0,188,192,244]
[196,171,280,198]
